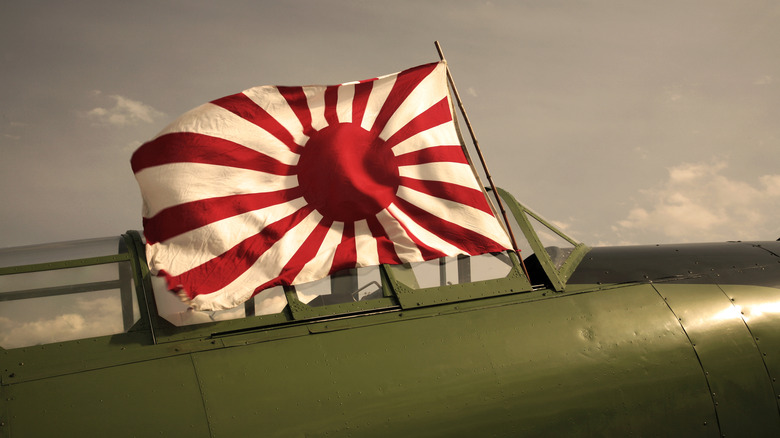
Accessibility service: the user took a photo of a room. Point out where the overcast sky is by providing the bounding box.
[2,1,779,250]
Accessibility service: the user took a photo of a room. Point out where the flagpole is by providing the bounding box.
[434,41,530,277]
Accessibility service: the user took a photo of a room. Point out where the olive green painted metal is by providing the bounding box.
[189,284,718,437]
[5,355,211,437]
[386,251,532,309]
[718,284,780,413]
[0,253,131,276]
[655,283,780,436]
[284,286,398,320]
[122,231,156,342]
[0,279,728,437]
[3,230,780,435]
[496,188,589,291]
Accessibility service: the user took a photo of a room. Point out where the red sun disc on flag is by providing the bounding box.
[297,122,399,222]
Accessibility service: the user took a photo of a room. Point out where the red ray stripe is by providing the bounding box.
[277,86,315,136]
[329,222,357,275]
[170,205,315,299]
[370,62,439,137]
[251,278,280,297]
[143,187,304,244]
[398,177,493,215]
[211,93,302,155]
[131,132,294,175]
[267,216,335,288]
[393,145,468,166]
[324,85,340,127]
[394,198,508,256]
[390,213,450,262]
[383,97,453,150]
[366,217,402,265]
[351,81,373,126]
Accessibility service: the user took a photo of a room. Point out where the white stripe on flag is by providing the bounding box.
[397,162,481,191]
[303,86,328,131]
[135,162,298,217]
[157,102,301,166]
[336,85,354,124]
[146,197,308,277]
[243,86,310,147]
[386,202,463,257]
[378,63,449,141]
[354,219,380,267]
[377,206,423,262]
[395,185,511,248]
[189,209,323,310]
[390,121,460,156]
[361,74,396,131]
[291,221,344,284]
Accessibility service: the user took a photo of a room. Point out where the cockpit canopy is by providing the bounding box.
[0,237,140,349]
[0,190,588,349]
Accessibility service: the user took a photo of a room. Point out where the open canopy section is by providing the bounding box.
[495,188,590,291]
[0,237,141,349]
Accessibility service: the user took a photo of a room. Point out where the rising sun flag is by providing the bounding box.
[131,61,512,310]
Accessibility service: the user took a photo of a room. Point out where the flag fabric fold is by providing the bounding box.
[131,61,512,310]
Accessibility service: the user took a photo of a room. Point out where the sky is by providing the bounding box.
[2,0,779,249]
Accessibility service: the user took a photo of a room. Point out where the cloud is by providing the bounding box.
[753,75,773,85]
[0,295,126,349]
[633,146,648,160]
[84,94,165,127]
[3,120,26,140]
[612,160,780,244]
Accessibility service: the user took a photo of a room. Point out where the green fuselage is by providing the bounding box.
[1,230,779,436]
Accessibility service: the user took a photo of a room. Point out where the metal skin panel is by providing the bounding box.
[191,284,717,437]
[567,242,780,289]
[655,283,780,436]
[3,232,780,435]
[3,355,210,437]
[718,284,780,412]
